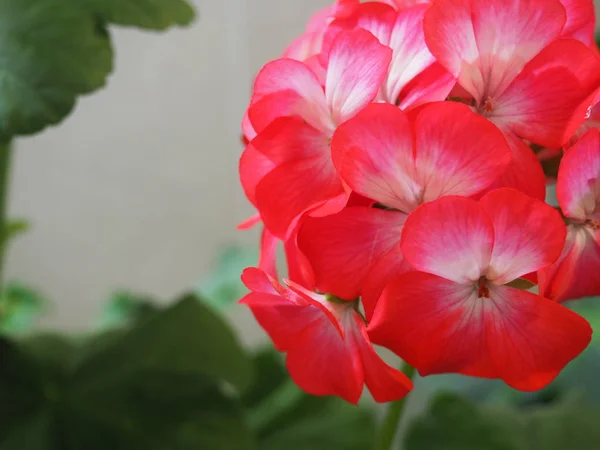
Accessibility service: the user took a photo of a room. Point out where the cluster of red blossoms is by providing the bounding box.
[238,0,600,404]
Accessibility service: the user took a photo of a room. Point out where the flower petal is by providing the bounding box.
[493,39,600,148]
[485,285,591,391]
[298,207,407,300]
[539,225,600,302]
[239,142,275,207]
[414,102,512,202]
[285,313,364,404]
[260,226,279,279]
[249,59,330,133]
[557,128,600,221]
[362,247,412,321]
[325,29,392,125]
[350,314,413,402]
[241,268,363,403]
[480,188,567,285]
[559,0,595,45]
[483,133,546,201]
[396,62,456,111]
[424,0,565,104]
[369,272,488,375]
[331,103,419,212]
[253,119,345,239]
[369,272,592,390]
[382,5,436,104]
[401,196,494,283]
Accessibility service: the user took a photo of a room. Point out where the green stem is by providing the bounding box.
[0,140,12,297]
[377,361,417,450]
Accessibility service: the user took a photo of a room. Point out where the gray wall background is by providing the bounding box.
[6,0,600,331]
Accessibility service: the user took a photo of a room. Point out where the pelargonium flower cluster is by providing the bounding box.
[238,0,600,404]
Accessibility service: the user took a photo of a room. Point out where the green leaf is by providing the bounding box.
[0,295,257,449]
[2,218,30,247]
[197,245,259,312]
[405,393,527,450]
[95,290,160,330]
[75,294,254,392]
[244,349,376,450]
[405,392,600,450]
[0,282,49,334]
[82,0,195,30]
[0,0,113,138]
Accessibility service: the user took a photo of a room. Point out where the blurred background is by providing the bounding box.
[7,0,332,331]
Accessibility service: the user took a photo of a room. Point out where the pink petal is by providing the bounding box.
[483,133,546,201]
[424,0,566,104]
[285,311,364,404]
[256,155,345,240]
[369,272,592,390]
[251,117,327,164]
[362,247,412,321]
[557,128,600,221]
[401,196,494,283]
[331,103,419,212]
[325,29,392,125]
[413,102,512,201]
[284,234,316,290]
[350,314,413,402]
[298,206,407,300]
[330,2,397,47]
[242,109,257,141]
[237,213,261,230]
[479,188,567,285]
[259,226,279,279]
[559,0,595,45]
[539,225,600,302]
[494,39,600,148]
[382,5,436,104]
[369,272,489,376]
[252,118,346,239]
[396,62,456,111]
[485,285,591,391]
[239,142,275,207]
[249,59,330,133]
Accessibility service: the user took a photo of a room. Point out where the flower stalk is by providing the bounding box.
[0,140,13,297]
[377,361,417,450]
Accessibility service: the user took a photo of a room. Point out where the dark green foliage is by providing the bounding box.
[0,0,194,139]
[405,392,600,450]
[0,295,254,450]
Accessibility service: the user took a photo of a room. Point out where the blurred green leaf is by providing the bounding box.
[2,218,30,247]
[244,348,376,450]
[197,245,259,312]
[0,295,257,449]
[0,282,49,334]
[405,392,600,450]
[76,294,254,392]
[96,290,160,330]
[0,0,113,138]
[82,0,195,30]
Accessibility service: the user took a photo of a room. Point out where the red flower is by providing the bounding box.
[240,29,392,239]
[424,0,600,200]
[298,102,511,316]
[368,188,591,391]
[240,268,413,404]
[539,128,600,301]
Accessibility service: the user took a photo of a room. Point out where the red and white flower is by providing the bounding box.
[240,267,413,404]
[368,189,591,391]
[424,0,600,200]
[298,102,511,316]
[539,129,600,302]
